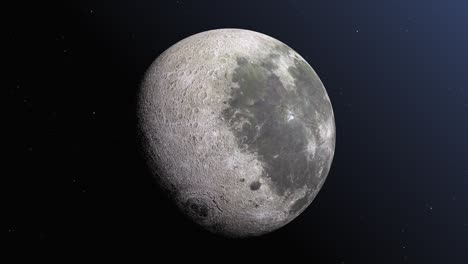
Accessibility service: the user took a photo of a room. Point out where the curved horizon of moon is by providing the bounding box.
[138,29,336,237]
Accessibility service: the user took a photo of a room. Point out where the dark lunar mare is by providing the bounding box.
[222,44,334,214]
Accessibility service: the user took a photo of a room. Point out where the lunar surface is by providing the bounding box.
[138,29,335,237]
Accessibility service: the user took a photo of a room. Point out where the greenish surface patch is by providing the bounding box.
[230,57,269,105]
[288,59,326,108]
[222,46,333,214]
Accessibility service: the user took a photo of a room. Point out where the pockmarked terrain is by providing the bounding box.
[138,29,335,237]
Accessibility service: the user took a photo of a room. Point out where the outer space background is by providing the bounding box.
[9,0,468,262]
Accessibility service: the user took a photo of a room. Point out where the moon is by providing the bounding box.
[138,29,335,237]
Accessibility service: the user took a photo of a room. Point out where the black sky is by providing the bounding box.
[11,0,468,262]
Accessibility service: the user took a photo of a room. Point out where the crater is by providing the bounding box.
[185,197,210,218]
[198,91,207,100]
[250,181,261,191]
[192,203,208,217]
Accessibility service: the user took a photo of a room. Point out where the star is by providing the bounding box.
[426,203,433,211]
